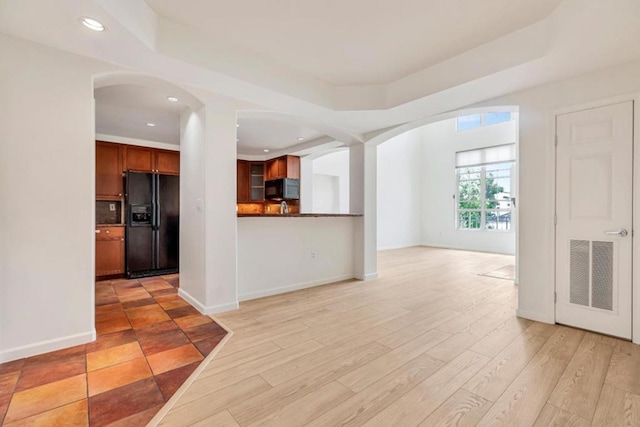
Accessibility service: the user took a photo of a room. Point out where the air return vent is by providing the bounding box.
[569,240,590,307]
[569,239,614,311]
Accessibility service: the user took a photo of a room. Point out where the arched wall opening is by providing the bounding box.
[372,105,519,282]
[92,71,231,319]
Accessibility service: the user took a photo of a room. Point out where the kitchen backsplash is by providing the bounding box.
[96,200,122,224]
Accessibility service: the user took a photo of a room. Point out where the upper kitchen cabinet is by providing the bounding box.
[125,146,155,172]
[155,150,180,175]
[96,141,123,200]
[265,155,300,180]
[237,160,250,202]
[123,145,180,174]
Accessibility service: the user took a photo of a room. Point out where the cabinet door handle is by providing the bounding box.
[105,230,110,234]
[118,193,122,196]
[95,230,100,234]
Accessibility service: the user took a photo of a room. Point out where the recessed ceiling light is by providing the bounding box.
[297,137,304,141]
[80,17,105,32]
[146,123,156,127]
[264,149,270,153]
[167,96,179,102]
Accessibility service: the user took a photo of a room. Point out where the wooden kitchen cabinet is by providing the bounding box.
[124,146,155,172]
[250,162,265,201]
[237,160,250,202]
[121,144,180,174]
[155,150,180,175]
[265,155,300,180]
[96,141,123,200]
[95,226,125,277]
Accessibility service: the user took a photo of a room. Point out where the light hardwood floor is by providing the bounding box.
[158,247,640,426]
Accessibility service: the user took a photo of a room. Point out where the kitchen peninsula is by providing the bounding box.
[236,153,364,301]
[237,214,363,301]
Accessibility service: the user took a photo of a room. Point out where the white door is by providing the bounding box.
[555,101,633,339]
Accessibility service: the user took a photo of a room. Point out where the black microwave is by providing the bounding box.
[265,178,300,200]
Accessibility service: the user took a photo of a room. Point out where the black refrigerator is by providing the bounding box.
[125,171,179,278]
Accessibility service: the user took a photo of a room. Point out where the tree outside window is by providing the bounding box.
[457,162,513,231]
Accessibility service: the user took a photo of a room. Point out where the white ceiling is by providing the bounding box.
[95,84,183,144]
[237,118,324,156]
[94,84,327,154]
[146,0,563,85]
[1,0,640,156]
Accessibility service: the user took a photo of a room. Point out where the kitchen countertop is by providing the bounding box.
[96,224,125,227]
[238,213,363,218]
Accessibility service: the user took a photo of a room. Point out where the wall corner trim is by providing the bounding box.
[0,330,96,364]
[516,308,555,324]
[178,288,239,315]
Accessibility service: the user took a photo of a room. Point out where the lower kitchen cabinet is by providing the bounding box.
[95,226,125,276]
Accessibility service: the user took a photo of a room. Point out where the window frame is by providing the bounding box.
[455,162,514,232]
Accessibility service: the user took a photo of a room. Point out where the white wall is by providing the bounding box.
[376,128,423,250]
[421,117,517,255]
[237,217,356,300]
[179,102,239,315]
[312,174,339,213]
[482,58,640,325]
[0,34,118,362]
[179,109,207,304]
[312,150,350,213]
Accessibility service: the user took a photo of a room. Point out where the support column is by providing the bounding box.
[300,156,314,213]
[179,99,238,314]
[350,143,378,280]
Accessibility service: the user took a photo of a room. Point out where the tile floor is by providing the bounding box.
[0,275,227,426]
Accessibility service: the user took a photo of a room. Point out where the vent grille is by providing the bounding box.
[592,241,613,310]
[568,239,614,311]
[570,240,590,306]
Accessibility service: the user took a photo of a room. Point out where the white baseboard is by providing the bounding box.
[516,309,554,324]
[421,242,516,256]
[377,243,422,251]
[0,330,96,364]
[355,272,379,281]
[238,274,354,302]
[177,288,239,315]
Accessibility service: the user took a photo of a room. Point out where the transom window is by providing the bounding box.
[455,144,515,231]
[456,112,512,131]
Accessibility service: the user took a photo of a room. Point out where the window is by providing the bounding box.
[485,112,511,126]
[456,112,512,131]
[456,114,482,131]
[456,144,515,231]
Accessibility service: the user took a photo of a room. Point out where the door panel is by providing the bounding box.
[157,174,180,270]
[555,101,633,339]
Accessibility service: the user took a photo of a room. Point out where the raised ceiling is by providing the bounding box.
[1,0,640,155]
[145,0,563,85]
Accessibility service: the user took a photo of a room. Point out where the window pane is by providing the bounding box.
[458,167,482,209]
[486,211,511,231]
[456,114,482,131]
[458,211,481,229]
[484,163,511,209]
[485,112,512,126]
